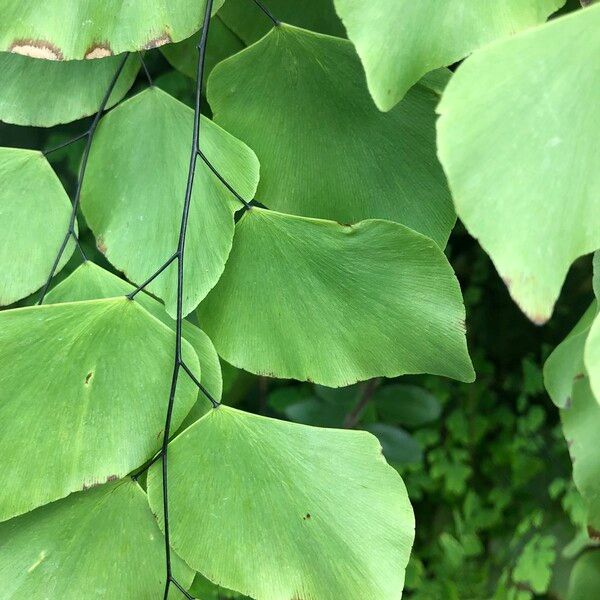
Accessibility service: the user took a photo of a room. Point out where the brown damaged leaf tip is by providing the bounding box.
[82,474,118,491]
[9,39,64,60]
[587,526,600,540]
[85,43,113,59]
[144,32,172,50]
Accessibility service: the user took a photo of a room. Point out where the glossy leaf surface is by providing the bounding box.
[199,208,474,387]
[81,87,260,317]
[0,147,74,305]
[437,6,600,323]
[148,406,415,600]
[0,52,138,127]
[0,479,193,598]
[208,24,455,246]
[334,0,564,110]
[0,298,199,521]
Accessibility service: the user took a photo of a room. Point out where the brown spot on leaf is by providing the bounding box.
[84,371,93,384]
[144,32,172,50]
[588,526,600,539]
[85,43,113,59]
[96,237,107,254]
[574,372,585,381]
[302,513,311,520]
[10,39,63,60]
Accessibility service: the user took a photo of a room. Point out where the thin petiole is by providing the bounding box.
[127,253,178,299]
[180,360,220,408]
[43,130,89,157]
[139,53,154,87]
[38,52,130,305]
[197,149,253,210]
[170,577,195,599]
[250,0,280,25]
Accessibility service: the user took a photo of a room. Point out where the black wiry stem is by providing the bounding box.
[139,52,154,86]
[43,131,89,157]
[38,52,130,305]
[127,253,178,300]
[250,0,280,25]
[160,2,215,598]
[197,149,252,210]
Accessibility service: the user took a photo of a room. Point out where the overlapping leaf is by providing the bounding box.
[208,24,455,246]
[0,479,193,598]
[81,87,260,318]
[0,298,199,521]
[544,303,597,408]
[437,6,600,324]
[0,0,224,60]
[161,15,244,83]
[560,377,600,535]
[199,208,474,387]
[545,257,600,534]
[567,551,600,600]
[0,52,138,127]
[219,0,345,43]
[46,261,222,408]
[0,148,74,305]
[334,0,564,111]
[148,406,415,599]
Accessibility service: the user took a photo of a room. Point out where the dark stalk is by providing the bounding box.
[139,53,154,86]
[43,131,89,157]
[38,52,130,305]
[197,149,252,210]
[250,0,280,25]
[127,253,178,300]
[343,378,381,429]
[159,1,215,598]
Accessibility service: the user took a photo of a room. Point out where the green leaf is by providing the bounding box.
[199,208,474,386]
[0,297,199,521]
[561,377,600,534]
[189,573,242,600]
[363,423,423,465]
[0,0,224,60]
[567,551,600,600]
[437,6,600,324]
[284,397,347,427]
[148,406,415,599]
[512,533,556,594]
[584,309,600,404]
[544,303,597,408]
[0,147,74,305]
[81,87,260,318]
[373,384,442,427]
[46,261,222,410]
[208,24,455,247]
[0,479,193,598]
[161,15,244,83]
[334,0,564,111]
[218,0,346,43]
[0,52,139,127]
